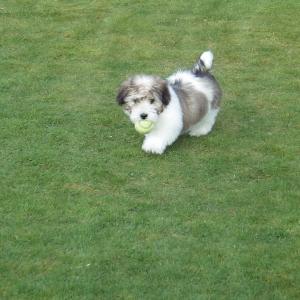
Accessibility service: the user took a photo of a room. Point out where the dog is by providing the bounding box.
[116,51,222,154]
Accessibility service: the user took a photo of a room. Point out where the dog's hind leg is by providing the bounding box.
[189,108,219,137]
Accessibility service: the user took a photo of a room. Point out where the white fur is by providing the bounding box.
[130,101,159,124]
[168,71,215,102]
[142,88,183,154]
[200,50,214,70]
[140,71,219,154]
[134,75,155,89]
[119,51,221,154]
[189,108,219,136]
[141,73,219,154]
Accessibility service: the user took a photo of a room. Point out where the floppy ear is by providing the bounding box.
[116,83,130,105]
[158,80,171,106]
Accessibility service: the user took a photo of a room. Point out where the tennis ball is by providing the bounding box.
[135,120,154,134]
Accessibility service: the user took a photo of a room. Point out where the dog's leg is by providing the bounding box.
[142,125,181,154]
[142,135,168,154]
[189,109,219,137]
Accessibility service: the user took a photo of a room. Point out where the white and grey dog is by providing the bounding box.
[116,51,222,154]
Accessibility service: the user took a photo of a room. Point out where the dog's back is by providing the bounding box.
[168,51,222,134]
[192,51,222,109]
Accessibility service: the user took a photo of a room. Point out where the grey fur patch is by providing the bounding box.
[194,73,222,109]
[171,80,209,131]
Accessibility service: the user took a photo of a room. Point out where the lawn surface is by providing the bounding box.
[1,0,299,299]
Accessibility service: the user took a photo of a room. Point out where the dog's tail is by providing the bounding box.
[192,50,214,75]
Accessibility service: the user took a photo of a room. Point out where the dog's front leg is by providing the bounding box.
[142,127,181,155]
[142,134,168,155]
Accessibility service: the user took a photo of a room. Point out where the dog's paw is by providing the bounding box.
[142,137,167,154]
[189,126,212,137]
[189,123,214,137]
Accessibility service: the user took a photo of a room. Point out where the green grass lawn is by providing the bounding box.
[1,0,299,299]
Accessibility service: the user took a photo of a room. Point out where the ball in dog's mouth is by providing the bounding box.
[134,120,154,134]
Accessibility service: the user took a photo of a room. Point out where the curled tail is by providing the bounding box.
[192,50,214,75]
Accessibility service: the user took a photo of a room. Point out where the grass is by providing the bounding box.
[0,0,299,299]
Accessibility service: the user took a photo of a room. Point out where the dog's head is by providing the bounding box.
[116,75,170,125]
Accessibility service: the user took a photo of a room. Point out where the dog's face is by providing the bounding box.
[116,75,170,125]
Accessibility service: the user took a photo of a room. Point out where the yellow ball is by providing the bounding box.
[135,120,154,134]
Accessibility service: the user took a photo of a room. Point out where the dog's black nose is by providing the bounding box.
[140,113,148,120]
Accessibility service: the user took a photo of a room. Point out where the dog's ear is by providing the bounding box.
[158,80,170,106]
[116,82,130,105]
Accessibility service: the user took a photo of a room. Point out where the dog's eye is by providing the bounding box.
[133,99,139,104]
[150,99,155,104]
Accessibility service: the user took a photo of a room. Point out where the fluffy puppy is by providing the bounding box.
[116,51,222,154]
